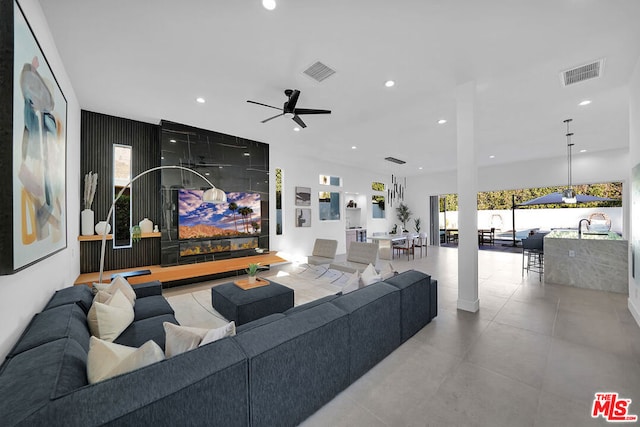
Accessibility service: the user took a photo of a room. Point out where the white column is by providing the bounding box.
[456,81,480,312]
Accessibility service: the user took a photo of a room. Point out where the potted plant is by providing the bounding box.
[246,263,260,284]
[396,202,412,233]
[414,217,421,233]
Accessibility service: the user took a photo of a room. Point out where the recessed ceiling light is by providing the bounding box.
[580,149,587,153]
[437,119,447,124]
[161,156,165,160]
[579,100,591,106]
[262,0,276,10]
[196,97,205,103]
[351,146,357,150]
[169,139,176,143]
[243,152,251,157]
[293,127,300,132]
[205,172,210,176]
[489,155,495,159]
[219,166,223,169]
[418,167,423,170]
[384,80,395,88]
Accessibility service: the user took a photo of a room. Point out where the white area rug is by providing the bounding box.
[165,264,352,327]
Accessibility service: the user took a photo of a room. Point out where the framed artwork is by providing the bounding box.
[295,208,311,227]
[319,191,340,221]
[295,186,311,206]
[0,1,68,274]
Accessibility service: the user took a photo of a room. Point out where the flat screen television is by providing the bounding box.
[178,189,261,239]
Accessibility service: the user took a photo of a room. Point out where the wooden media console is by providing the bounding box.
[74,253,287,286]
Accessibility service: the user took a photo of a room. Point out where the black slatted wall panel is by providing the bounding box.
[80,110,160,274]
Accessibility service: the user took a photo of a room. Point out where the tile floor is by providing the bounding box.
[164,246,640,427]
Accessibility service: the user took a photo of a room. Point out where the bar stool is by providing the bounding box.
[522,233,545,281]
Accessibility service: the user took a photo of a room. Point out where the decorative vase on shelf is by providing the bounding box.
[81,209,94,236]
[139,218,153,234]
[95,221,111,236]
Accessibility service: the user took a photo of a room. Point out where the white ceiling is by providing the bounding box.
[38,0,640,176]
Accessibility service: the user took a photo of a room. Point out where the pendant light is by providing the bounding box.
[561,118,577,204]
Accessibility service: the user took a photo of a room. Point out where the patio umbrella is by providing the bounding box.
[505,192,617,246]
[518,192,615,206]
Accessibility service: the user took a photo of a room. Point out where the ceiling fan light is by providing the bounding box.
[284,112,294,118]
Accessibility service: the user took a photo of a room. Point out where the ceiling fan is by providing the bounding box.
[247,89,331,128]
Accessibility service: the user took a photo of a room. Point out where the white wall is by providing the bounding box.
[269,144,391,262]
[406,148,630,242]
[0,0,80,359]
[629,56,640,326]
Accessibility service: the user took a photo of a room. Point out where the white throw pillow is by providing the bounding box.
[380,262,395,280]
[199,322,236,347]
[87,289,135,342]
[93,275,136,306]
[361,263,382,286]
[342,271,360,294]
[87,336,165,384]
[93,290,111,304]
[164,321,236,357]
[164,322,209,357]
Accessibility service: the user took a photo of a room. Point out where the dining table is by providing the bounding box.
[367,232,417,260]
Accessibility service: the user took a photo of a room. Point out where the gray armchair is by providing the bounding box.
[308,239,338,265]
[302,239,338,276]
[329,241,379,275]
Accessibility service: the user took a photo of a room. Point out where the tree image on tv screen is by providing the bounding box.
[178,190,261,239]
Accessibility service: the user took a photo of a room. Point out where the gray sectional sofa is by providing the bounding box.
[0,270,437,426]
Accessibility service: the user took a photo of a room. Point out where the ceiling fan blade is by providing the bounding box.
[247,100,282,111]
[287,90,301,111]
[292,115,307,128]
[294,108,331,115]
[261,113,284,123]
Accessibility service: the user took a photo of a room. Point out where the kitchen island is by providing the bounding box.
[544,230,628,293]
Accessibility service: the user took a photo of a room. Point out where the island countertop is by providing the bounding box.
[543,231,628,293]
[545,230,623,240]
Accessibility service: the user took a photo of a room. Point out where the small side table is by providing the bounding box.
[211,280,294,325]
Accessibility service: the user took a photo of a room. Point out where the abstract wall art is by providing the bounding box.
[0,1,68,274]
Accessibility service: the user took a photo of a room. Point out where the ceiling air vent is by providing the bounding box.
[303,61,336,82]
[385,156,406,165]
[561,59,604,86]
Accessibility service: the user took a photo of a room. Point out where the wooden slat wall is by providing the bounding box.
[80,111,161,273]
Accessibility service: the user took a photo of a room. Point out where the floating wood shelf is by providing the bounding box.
[74,253,287,285]
[78,232,161,242]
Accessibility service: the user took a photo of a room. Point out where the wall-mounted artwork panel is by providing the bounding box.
[296,208,311,227]
[319,191,340,221]
[295,186,311,206]
[1,1,68,274]
[276,168,283,235]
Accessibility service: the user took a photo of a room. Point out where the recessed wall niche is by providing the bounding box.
[160,121,269,266]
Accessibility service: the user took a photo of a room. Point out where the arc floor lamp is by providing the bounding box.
[97,165,227,284]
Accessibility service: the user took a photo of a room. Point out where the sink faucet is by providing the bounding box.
[578,219,591,238]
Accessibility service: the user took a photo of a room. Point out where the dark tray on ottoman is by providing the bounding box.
[211,280,294,325]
